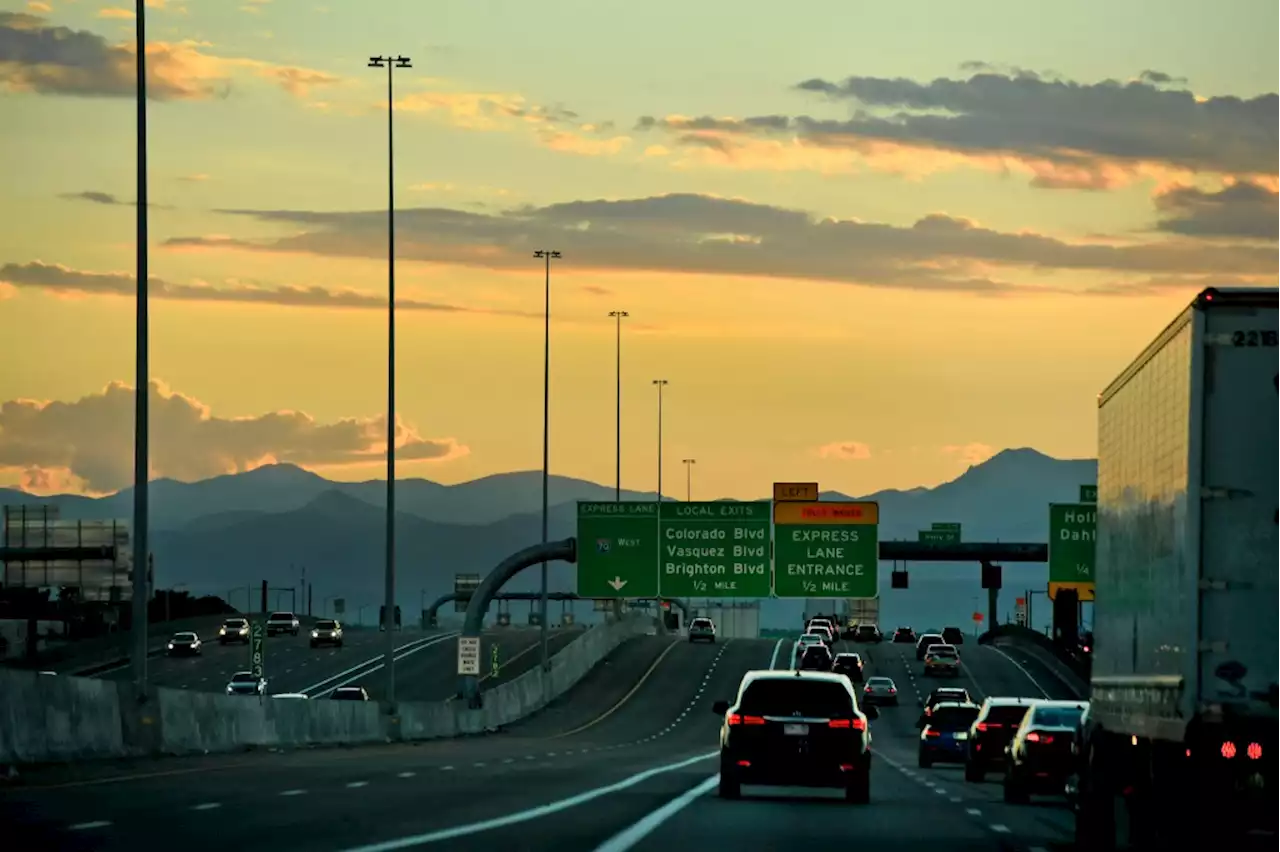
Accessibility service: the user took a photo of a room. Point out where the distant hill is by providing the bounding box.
[0,448,1095,627]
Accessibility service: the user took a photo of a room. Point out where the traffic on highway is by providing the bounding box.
[4,614,1094,852]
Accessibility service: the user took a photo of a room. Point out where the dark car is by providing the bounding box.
[166,631,202,657]
[331,686,370,701]
[919,702,981,768]
[851,624,882,643]
[798,644,834,672]
[688,617,717,643]
[964,696,1037,782]
[915,633,945,661]
[310,619,344,648]
[832,652,864,683]
[1003,701,1090,803]
[921,687,972,714]
[892,627,917,644]
[217,617,250,645]
[713,670,878,802]
[941,627,965,645]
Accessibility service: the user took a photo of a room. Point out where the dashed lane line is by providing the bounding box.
[280,789,307,796]
[69,821,112,831]
[192,803,222,811]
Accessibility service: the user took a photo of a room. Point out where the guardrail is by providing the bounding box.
[978,623,1091,682]
[0,613,654,768]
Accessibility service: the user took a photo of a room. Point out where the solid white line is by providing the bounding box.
[990,824,1011,833]
[398,771,417,778]
[192,802,222,811]
[591,775,719,852]
[281,789,307,796]
[333,751,719,852]
[767,637,784,670]
[347,781,369,788]
[68,821,112,830]
[984,646,1051,698]
[306,633,459,698]
[965,807,982,816]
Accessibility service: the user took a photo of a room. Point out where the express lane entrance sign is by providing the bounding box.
[772,501,879,599]
[576,502,659,598]
[658,501,771,598]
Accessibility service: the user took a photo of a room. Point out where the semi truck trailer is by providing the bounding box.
[1075,287,1277,848]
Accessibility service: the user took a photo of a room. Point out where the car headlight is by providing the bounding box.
[240,628,248,634]
[226,687,234,694]
[167,643,174,649]
[218,627,226,635]
[311,630,319,638]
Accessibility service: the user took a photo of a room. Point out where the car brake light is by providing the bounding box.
[1026,732,1053,744]
[864,686,872,692]
[888,687,896,694]
[1221,741,1236,758]
[829,718,866,730]
[924,729,941,738]
[976,722,993,732]
[1247,742,1263,760]
[727,714,765,726]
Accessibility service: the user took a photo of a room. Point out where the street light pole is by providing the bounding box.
[652,380,668,502]
[130,0,151,703]
[682,458,696,501]
[534,249,561,672]
[608,310,629,502]
[369,53,412,706]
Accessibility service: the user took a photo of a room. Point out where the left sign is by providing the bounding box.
[457,636,481,675]
[576,502,660,598]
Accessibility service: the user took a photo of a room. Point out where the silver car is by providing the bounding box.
[225,671,267,696]
[688,617,717,643]
[862,676,900,705]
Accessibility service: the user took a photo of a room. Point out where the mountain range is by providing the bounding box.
[0,448,1096,628]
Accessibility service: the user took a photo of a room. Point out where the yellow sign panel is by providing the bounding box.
[773,482,819,502]
[1048,581,1096,602]
[772,500,879,525]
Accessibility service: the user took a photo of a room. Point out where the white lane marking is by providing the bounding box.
[192,802,222,811]
[965,807,982,816]
[984,645,1051,698]
[502,758,514,764]
[474,762,486,768]
[398,771,417,778]
[949,796,962,803]
[990,824,1011,833]
[591,774,719,852]
[298,633,457,696]
[69,821,112,830]
[347,781,369,788]
[1029,847,1050,852]
[281,789,307,796]
[767,637,785,669]
[934,787,947,795]
[332,751,718,852]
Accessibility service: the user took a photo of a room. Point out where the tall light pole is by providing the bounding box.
[369,53,411,705]
[653,380,669,502]
[608,310,629,502]
[130,0,151,703]
[682,458,696,502]
[534,249,561,672]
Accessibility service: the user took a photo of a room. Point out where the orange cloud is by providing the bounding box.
[26,1,52,12]
[818,441,872,461]
[942,443,997,465]
[98,8,134,19]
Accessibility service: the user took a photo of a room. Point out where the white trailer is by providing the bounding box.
[1076,287,1277,848]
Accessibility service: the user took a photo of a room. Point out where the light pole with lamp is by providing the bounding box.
[368,53,411,705]
[534,249,561,672]
[608,310,628,501]
[682,458,696,501]
[653,380,669,501]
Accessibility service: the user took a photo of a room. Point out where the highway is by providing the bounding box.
[3,632,1083,852]
[93,627,583,701]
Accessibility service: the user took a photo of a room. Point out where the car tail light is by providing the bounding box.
[736,760,751,767]
[829,718,867,731]
[888,687,896,694]
[1026,732,1054,744]
[727,714,765,726]
[1247,742,1263,760]
[1221,741,1236,758]
[839,763,855,771]
[924,729,941,738]
[976,721,996,732]
[864,686,872,693]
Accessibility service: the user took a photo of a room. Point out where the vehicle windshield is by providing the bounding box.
[985,704,1032,724]
[231,673,256,683]
[928,705,980,730]
[173,633,196,641]
[739,679,852,718]
[799,633,823,643]
[316,620,337,629]
[930,690,968,704]
[919,635,942,644]
[269,612,292,620]
[867,677,894,687]
[834,654,859,663]
[691,619,713,628]
[929,646,958,657]
[1032,706,1087,727]
[224,619,246,627]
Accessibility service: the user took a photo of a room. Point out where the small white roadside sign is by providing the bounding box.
[457,636,481,675]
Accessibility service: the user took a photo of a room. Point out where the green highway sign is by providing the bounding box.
[918,529,959,544]
[931,522,961,532]
[576,502,660,598]
[1049,502,1096,601]
[658,501,771,598]
[772,501,879,599]
[1079,484,1097,503]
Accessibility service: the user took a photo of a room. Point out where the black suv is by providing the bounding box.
[714,670,877,802]
[851,624,882,643]
[964,696,1037,782]
[798,644,834,672]
[941,627,965,645]
[832,652,864,683]
[892,627,917,643]
[1003,701,1089,803]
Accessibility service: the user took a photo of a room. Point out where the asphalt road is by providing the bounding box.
[92,627,583,702]
[4,632,1084,852]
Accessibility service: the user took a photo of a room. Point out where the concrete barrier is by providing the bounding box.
[0,614,654,768]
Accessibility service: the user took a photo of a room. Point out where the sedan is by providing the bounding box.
[166,632,202,657]
[310,619,344,648]
[918,702,981,768]
[225,671,267,696]
[862,676,899,706]
[331,686,370,701]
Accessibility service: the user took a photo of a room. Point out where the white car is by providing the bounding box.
[266,611,300,636]
[166,632,202,656]
[272,693,309,700]
[218,617,250,645]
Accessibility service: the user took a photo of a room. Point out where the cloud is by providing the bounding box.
[0,380,467,494]
[1153,180,1278,241]
[0,260,543,318]
[817,441,872,461]
[394,87,629,157]
[26,2,52,13]
[157,192,1275,295]
[0,12,338,101]
[59,190,169,208]
[98,7,134,19]
[942,443,996,465]
[634,68,1277,189]
[176,173,211,182]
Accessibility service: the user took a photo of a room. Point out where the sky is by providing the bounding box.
[0,0,1276,500]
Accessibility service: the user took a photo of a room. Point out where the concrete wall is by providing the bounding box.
[0,613,652,768]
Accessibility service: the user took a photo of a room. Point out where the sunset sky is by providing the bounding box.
[1,0,1276,500]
